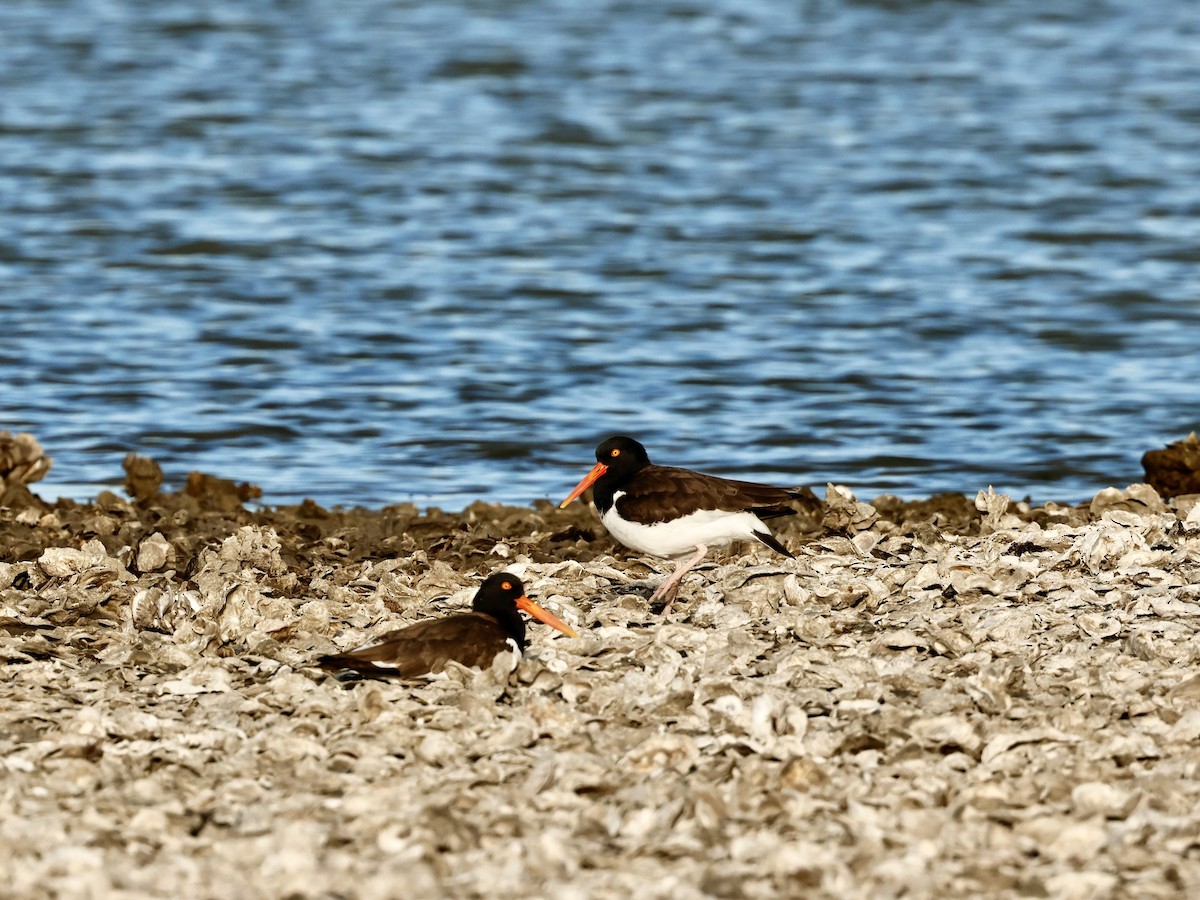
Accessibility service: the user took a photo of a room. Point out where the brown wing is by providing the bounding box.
[317,612,512,679]
[616,465,801,525]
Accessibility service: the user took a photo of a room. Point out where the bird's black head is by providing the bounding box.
[594,435,651,478]
[473,572,526,612]
[473,573,529,646]
[471,572,576,647]
[559,435,653,512]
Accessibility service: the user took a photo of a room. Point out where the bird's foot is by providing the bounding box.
[648,578,683,615]
[648,544,709,615]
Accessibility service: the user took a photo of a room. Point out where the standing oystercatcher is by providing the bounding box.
[316,572,576,678]
[560,435,811,612]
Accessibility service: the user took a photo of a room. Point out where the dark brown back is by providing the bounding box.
[317,612,512,678]
[614,464,799,525]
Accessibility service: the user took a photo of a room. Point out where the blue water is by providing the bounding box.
[2,0,1198,508]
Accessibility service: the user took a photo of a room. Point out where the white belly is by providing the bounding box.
[600,500,771,559]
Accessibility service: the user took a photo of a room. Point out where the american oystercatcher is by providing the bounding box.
[559,435,813,612]
[316,572,576,678]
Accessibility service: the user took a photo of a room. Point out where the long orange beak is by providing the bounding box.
[516,595,578,638]
[559,461,608,508]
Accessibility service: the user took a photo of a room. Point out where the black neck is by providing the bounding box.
[591,467,631,514]
[489,605,527,649]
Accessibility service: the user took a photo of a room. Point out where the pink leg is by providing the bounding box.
[649,544,709,614]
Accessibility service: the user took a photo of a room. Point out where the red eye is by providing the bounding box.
[610,448,620,458]
[501,581,512,591]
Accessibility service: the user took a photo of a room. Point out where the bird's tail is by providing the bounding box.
[752,529,795,559]
[315,654,381,678]
[786,486,824,512]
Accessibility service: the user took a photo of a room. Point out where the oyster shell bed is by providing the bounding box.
[3,472,1200,899]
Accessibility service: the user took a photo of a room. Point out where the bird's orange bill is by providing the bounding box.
[516,595,578,638]
[559,461,608,508]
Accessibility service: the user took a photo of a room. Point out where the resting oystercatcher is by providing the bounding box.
[560,435,811,612]
[316,572,576,678]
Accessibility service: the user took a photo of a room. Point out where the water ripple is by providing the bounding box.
[1,0,1197,508]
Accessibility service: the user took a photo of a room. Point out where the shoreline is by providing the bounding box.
[22,474,1107,517]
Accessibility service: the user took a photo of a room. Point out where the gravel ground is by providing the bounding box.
[2,444,1200,899]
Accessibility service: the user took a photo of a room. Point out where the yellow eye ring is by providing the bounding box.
[501,581,512,591]
[610,448,620,458]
